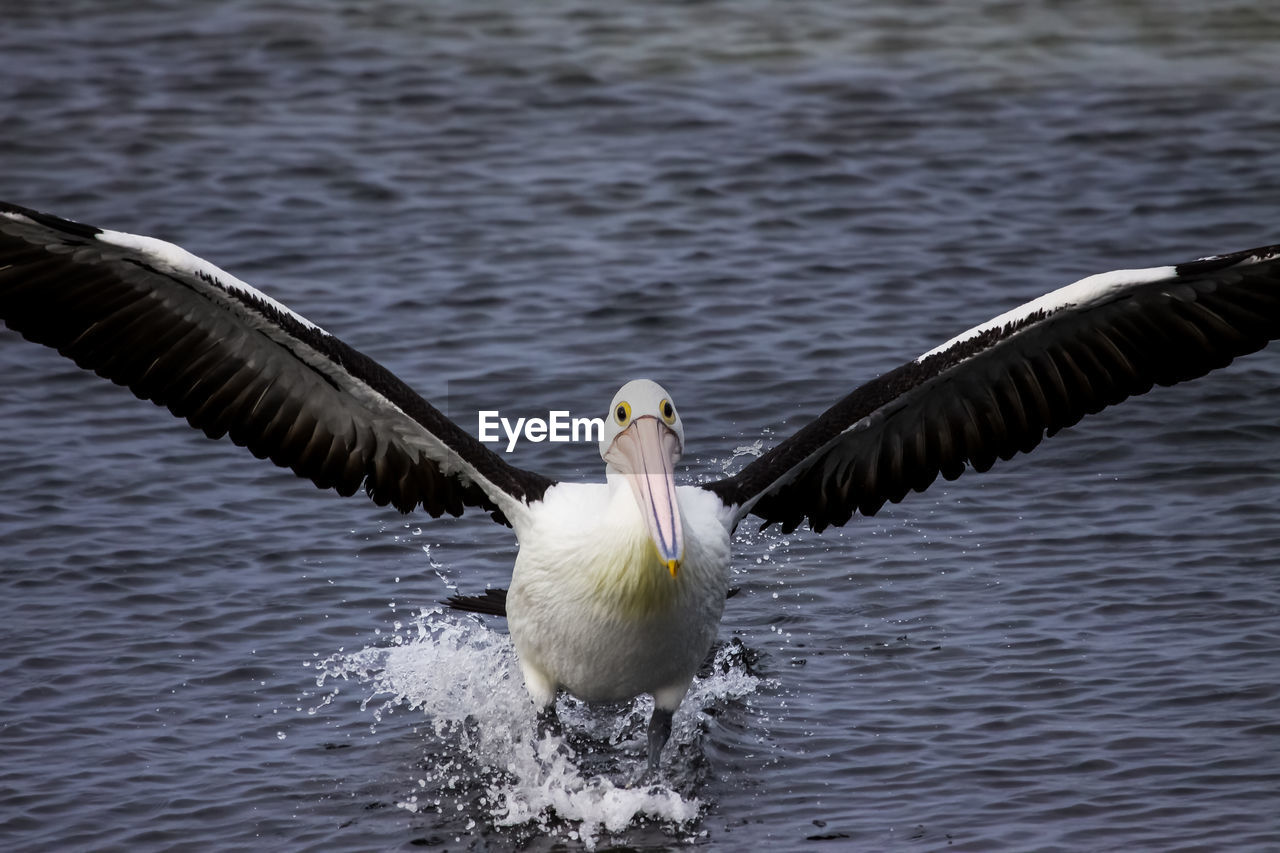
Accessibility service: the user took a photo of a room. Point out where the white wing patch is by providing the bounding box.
[916,264,1177,362]
[96,227,325,334]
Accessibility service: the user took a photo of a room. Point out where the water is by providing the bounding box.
[2,1,1279,849]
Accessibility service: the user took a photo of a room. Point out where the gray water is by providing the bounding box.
[2,2,1279,850]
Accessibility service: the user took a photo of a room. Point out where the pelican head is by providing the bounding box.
[600,379,685,577]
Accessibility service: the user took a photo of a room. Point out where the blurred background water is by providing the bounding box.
[1,1,1278,850]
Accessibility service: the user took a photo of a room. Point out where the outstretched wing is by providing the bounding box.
[703,245,1280,533]
[0,202,554,527]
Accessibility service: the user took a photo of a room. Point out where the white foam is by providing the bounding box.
[314,608,761,849]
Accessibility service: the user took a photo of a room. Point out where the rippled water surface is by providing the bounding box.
[2,2,1279,850]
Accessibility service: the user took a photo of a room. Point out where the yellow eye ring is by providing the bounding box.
[659,398,676,424]
[614,400,631,426]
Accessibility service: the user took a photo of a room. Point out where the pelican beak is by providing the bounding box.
[607,416,684,576]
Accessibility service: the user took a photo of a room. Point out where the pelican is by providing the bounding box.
[2,201,1278,770]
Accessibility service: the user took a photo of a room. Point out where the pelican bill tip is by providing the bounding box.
[666,558,680,578]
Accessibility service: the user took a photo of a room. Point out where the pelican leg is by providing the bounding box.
[646,706,673,770]
[536,702,562,739]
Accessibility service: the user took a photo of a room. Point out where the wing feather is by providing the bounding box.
[704,246,1280,533]
[0,202,554,527]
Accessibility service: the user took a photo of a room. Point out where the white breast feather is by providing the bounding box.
[506,482,730,704]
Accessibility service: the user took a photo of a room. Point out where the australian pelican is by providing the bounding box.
[2,201,1278,769]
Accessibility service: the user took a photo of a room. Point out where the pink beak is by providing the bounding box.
[606,416,684,576]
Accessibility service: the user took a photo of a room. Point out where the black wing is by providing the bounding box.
[0,202,554,526]
[703,245,1280,533]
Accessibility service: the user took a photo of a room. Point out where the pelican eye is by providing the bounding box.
[660,398,676,424]
[614,401,631,426]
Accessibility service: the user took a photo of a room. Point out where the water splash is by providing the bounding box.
[313,608,761,849]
